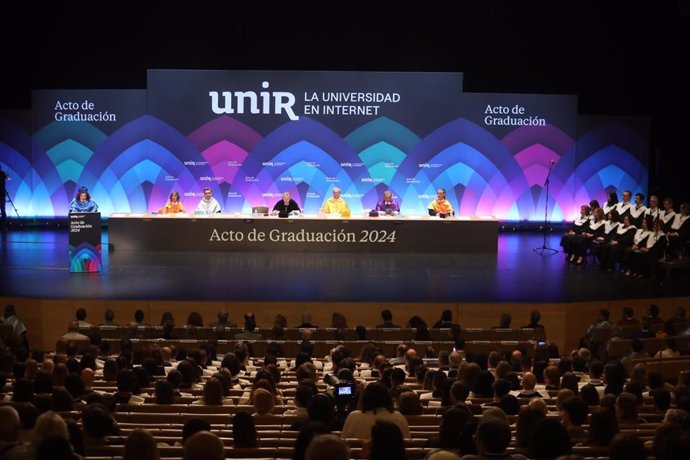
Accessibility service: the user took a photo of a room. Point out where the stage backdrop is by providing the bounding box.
[0,70,650,221]
[146,70,465,216]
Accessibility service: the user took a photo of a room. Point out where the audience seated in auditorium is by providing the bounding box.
[2,304,28,349]
[645,304,665,329]
[376,309,400,328]
[494,313,512,329]
[305,434,350,460]
[543,365,560,391]
[340,382,410,440]
[234,312,262,340]
[81,403,122,445]
[99,309,117,327]
[616,391,647,425]
[620,338,650,375]
[183,431,224,460]
[426,450,461,460]
[521,309,545,331]
[513,372,542,399]
[665,306,689,335]
[616,306,641,328]
[0,406,32,459]
[464,418,526,460]
[159,311,175,326]
[298,312,317,329]
[515,405,546,449]
[74,308,92,328]
[561,396,589,444]
[654,337,681,358]
[366,421,406,460]
[432,309,454,328]
[580,308,611,353]
[395,389,421,416]
[609,432,647,460]
[527,417,572,459]
[209,310,236,328]
[123,428,159,460]
[330,312,348,329]
[61,321,89,342]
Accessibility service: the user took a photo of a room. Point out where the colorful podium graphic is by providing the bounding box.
[68,212,102,273]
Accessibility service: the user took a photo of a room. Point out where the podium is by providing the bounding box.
[69,212,102,272]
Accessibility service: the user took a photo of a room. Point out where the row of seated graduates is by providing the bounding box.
[561,197,689,274]
[4,325,690,460]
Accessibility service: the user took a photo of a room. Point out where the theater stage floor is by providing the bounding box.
[1,228,689,304]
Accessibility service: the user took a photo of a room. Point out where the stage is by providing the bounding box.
[1,227,688,304]
[3,226,690,352]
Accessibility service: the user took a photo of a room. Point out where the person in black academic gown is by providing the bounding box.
[272,191,301,216]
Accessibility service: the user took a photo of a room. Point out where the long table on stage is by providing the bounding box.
[108,213,498,253]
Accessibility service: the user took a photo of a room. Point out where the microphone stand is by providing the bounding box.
[534,161,558,255]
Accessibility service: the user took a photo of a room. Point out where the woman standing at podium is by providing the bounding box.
[68,186,99,213]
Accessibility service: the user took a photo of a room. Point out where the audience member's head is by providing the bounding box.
[516,405,546,448]
[653,422,690,460]
[580,384,600,406]
[202,378,224,406]
[475,418,512,456]
[587,407,619,446]
[183,431,224,460]
[561,396,589,427]
[609,433,647,460]
[305,433,350,460]
[616,392,640,423]
[81,403,116,441]
[35,436,74,460]
[600,393,617,413]
[124,428,160,460]
[252,388,275,415]
[293,421,331,460]
[30,410,69,447]
[181,417,211,444]
[397,390,422,415]
[232,412,258,448]
[0,406,20,442]
[528,418,572,459]
[439,406,472,450]
[664,408,690,431]
[369,421,405,460]
[527,397,548,415]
